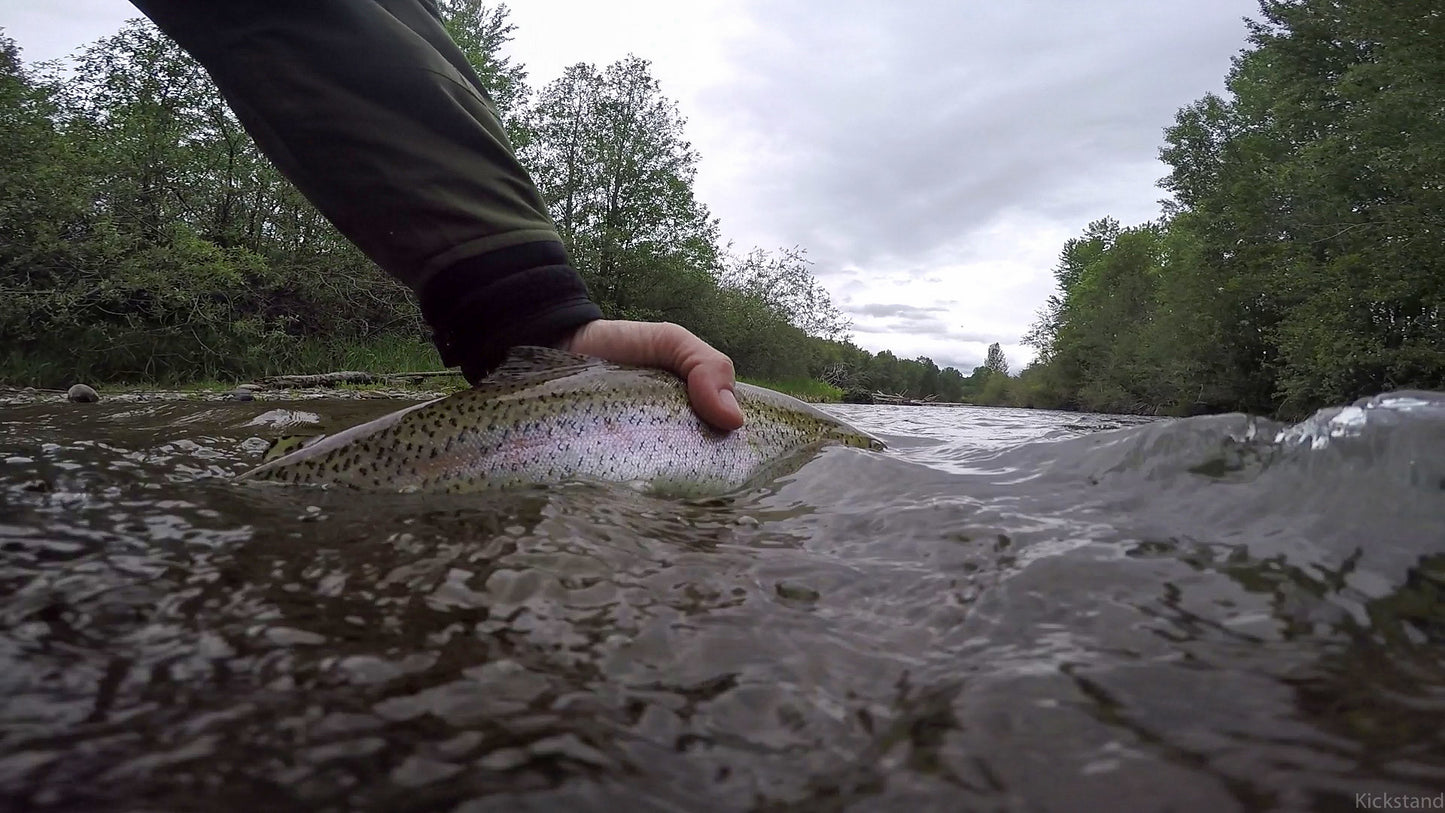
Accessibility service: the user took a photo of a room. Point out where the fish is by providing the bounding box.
[238,346,884,495]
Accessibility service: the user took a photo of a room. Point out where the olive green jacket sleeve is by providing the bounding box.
[128,0,601,380]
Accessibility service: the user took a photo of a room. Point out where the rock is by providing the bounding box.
[66,384,99,403]
[235,383,263,392]
[477,747,530,772]
[241,409,322,429]
[22,387,36,394]
[775,581,821,603]
[230,388,255,402]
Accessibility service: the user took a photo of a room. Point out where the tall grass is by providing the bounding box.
[739,376,842,403]
[287,335,447,375]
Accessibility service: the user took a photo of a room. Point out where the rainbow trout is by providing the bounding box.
[239,347,883,495]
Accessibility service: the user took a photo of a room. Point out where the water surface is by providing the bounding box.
[2,390,1442,811]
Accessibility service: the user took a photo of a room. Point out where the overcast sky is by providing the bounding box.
[0,0,1258,372]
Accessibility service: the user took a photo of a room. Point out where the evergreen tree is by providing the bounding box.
[983,343,1009,377]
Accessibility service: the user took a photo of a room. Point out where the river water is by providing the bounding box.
[1,389,1443,811]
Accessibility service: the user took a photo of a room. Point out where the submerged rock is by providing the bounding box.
[775,581,821,603]
[66,384,99,403]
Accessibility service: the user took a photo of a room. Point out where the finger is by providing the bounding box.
[679,345,743,432]
[564,321,744,431]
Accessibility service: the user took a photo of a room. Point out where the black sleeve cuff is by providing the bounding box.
[419,241,604,383]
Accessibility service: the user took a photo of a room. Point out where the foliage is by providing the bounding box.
[1021,0,1445,418]
[719,248,852,342]
[523,57,720,322]
[983,343,1009,376]
[0,21,430,387]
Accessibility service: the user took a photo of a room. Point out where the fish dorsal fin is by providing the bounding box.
[483,345,607,386]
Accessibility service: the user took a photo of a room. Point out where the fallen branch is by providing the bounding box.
[871,390,944,407]
[256,370,461,388]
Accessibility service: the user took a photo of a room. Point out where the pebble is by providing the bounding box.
[527,734,614,768]
[389,756,463,788]
[775,581,821,603]
[478,747,530,772]
[240,436,271,453]
[66,384,99,403]
[264,626,327,646]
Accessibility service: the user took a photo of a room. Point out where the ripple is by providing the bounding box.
[0,394,1441,809]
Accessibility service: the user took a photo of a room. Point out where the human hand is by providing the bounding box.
[559,320,744,431]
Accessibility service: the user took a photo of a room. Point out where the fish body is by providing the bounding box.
[239,347,883,494]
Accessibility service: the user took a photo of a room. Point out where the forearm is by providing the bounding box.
[128,0,601,376]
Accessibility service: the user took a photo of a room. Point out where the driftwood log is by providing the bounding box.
[255,370,461,388]
[871,391,943,407]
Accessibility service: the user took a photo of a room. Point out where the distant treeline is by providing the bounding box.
[1007,0,1443,418]
[0,2,994,402]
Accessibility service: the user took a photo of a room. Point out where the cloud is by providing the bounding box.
[0,1,140,65]
[698,0,1254,271]
[666,0,1255,365]
[846,303,950,320]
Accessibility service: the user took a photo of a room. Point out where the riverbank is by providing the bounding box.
[0,383,453,408]
[0,371,849,407]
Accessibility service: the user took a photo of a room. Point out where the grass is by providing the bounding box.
[287,335,447,375]
[738,376,843,403]
[4,332,840,401]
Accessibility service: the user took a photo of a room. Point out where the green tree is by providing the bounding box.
[1158,0,1445,416]
[936,366,965,402]
[983,342,1009,377]
[0,33,90,290]
[521,55,856,383]
[913,356,941,398]
[524,57,719,320]
[1022,220,1175,412]
[62,20,217,244]
[0,20,433,384]
[1023,0,1444,418]
[718,247,850,341]
[436,1,530,144]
